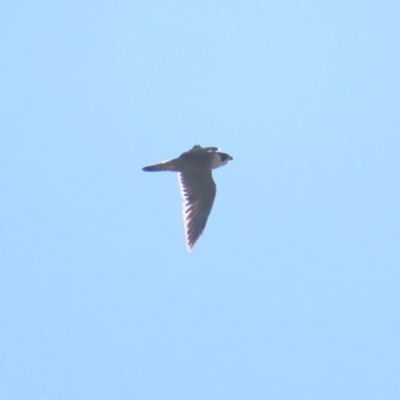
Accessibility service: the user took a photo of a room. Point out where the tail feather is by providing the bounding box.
[142,164,166,171]
[142,160,178,172]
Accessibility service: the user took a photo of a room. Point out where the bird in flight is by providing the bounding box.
[142,144,233,251]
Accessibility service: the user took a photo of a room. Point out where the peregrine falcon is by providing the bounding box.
[142,144,233,251]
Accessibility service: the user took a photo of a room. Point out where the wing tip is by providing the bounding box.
[186,239,198,252]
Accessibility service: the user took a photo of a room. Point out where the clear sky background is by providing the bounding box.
[1,2,399,399]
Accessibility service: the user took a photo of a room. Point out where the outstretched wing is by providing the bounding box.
[179,171,217,251]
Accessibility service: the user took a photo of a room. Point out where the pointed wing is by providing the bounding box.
[179,171,217,251]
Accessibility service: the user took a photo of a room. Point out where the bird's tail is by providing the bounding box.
[142,160,179,172]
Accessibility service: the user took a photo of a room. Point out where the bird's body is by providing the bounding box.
[142,145,233,251]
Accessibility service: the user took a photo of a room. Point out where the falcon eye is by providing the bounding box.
[219,153,231,162]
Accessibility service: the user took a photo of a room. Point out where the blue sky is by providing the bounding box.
[1,2,399,399]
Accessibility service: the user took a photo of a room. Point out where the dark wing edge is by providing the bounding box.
[178,172,217,251]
